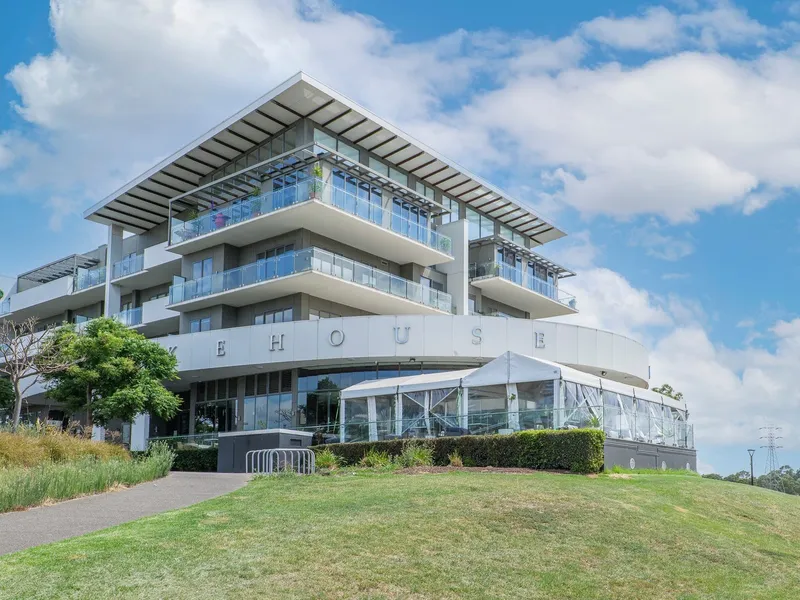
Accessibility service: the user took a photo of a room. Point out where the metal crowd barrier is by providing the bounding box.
[245,448,316,475]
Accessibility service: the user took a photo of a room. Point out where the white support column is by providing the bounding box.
[367,396,378,442]
[395,392,403,436]
[459,387,469,431]
[339,397,346,443]
[130,413,150,451]
[507,383,520,431]
[553,380,565,429]
[438,219,469,315]
[104,224,124,316]
[423,391,432,436]
[91,425,105,442]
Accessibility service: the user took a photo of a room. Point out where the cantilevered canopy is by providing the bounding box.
[18,254,99,284]
[84,72,566,242]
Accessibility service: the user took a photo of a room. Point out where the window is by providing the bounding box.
[254,307,293,325]
[192,258,213,280]
[309,309,341,320]
[439,195,459,224]
[313,129,360,162]
[369,156,408,187]
[149,292,168,300]
[415,182,436,202]
[190,317,211,333]
[466,208,495,240]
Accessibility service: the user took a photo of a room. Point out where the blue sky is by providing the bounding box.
[1,0,798,475]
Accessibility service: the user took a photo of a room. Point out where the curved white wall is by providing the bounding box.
[155,315,650,387]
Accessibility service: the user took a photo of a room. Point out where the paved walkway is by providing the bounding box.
[0,472,250,556]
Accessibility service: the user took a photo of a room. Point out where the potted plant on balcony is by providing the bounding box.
[183,207,200,240]
[250,186,263,216]
[309,163,324,200]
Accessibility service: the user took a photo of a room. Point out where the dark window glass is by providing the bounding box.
[281,370,293,393]
[256,373,268,395]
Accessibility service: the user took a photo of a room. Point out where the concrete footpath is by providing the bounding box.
[0,472,250,556]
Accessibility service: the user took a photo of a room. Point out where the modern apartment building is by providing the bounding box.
[1,73,693,467]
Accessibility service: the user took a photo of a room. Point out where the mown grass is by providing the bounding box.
[1,470,799,599]
[0,443,174,513]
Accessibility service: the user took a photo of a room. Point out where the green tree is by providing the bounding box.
[0,377,14,418]
[652,383,684,402]
[44,317,181,427]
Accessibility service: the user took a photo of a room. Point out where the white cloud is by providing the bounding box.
[1,0,798,228]
[44,195,81,231]
[662,272,690,280]
[580,7,679,51]
[629,219,695,261]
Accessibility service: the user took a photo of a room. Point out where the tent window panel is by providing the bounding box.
[516,380,554,430]
[466,385,508,435]
[647,401,664,444]
[400,393,426,435]
[430,388,459,430]
[374,394,397,440]
[635,399,651,442]
[343,398,369,443]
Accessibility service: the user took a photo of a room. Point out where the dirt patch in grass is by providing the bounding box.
[394,466,569,475]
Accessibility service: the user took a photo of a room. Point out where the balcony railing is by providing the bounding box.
[112,254,144,280]
[170,179,453,255]
[74,266,107,292]
[168,247,453,313]
[0,298,11,316]
[114,307,143,327]
[470,262,576,309]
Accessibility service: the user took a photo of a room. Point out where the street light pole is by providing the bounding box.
[747,449,756,486]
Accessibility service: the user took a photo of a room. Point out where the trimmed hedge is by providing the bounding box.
[314,429,605,473]
[133,447,218,472]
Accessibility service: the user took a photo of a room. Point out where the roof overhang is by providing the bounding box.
[84,72,566,243]
[18,254,99,284]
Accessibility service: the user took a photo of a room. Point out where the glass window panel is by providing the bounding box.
[313,129,336,149]
[389,168,408,187]
[243,396,255,431]
[466,208,481,240]
[268,372,280,394]
[206,380,216,401]
[369,157,389,176]
[245,375,255,397]
[338,141,359,162]
[256,373,268,395]
[281,370,293,393]
[284,127,296,150]
[196,382,205,403]
[255,396,268,429]
[216,379,227,401]
[480,215,494,238]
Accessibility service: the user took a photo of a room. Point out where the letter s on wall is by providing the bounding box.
[472,327,482,345]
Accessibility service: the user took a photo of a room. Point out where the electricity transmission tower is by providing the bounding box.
[759,426,785,493]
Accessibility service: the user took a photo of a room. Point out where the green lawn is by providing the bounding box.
[1,470,799,599]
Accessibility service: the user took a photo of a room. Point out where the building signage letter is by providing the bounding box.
[216,340,226,356]
[393,326,410,344]
[269,334,285,351]
[535,332,545,349]
[329,329,345,347]
[471,327,482,345]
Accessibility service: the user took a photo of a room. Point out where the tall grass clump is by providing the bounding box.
[359,449,392,469]
[397,442,433,468]
[0,442,174,513]
[315,447,340,471]
[0,429,128,468]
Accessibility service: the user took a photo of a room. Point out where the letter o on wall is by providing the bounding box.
[329,329,345,347]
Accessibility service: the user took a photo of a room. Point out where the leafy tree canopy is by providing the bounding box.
[0,378,14,415]
[44,317,181,426]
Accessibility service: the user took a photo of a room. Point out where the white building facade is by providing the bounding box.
[0,73,691,462]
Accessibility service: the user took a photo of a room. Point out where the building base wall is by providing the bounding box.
[604,438,697,471]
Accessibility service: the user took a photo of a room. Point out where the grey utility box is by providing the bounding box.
[217,429,314,473]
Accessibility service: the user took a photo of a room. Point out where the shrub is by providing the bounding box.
[397,442,434,468]
[315,447,340,471]
[314,429,605,474]
[448,450,463,468]
[171,447,218,472]
[360,449,392,469]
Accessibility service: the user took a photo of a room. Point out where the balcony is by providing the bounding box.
[470,262,577,318]
[168,180,453,267]
[168,247,453,315]
[3,266,107,322]
[115,296,178,338]
[111,242,181,291]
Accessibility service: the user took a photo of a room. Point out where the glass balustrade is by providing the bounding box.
[74,266,107,292]
[470,261,576,308]
[0,298,11,316]
[112,254,144,280]
[168,247,453,313]
[170,179,453,255]
[115,307,143,327]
